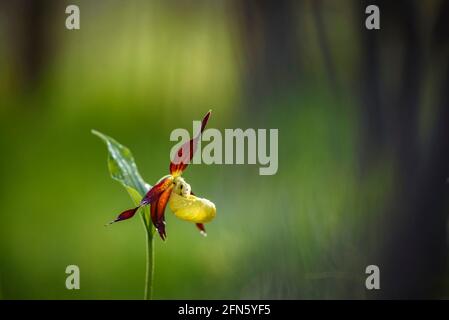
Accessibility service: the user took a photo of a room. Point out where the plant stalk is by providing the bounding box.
[142,211,154,300]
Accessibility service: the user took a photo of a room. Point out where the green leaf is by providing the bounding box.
[92,130,150,197]
[93,130,155,299]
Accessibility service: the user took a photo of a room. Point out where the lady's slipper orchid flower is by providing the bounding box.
[107,110,216,240]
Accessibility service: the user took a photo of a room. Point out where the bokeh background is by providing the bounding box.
[1,0,449,299]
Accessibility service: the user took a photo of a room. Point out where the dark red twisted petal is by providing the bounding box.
[150,201,159,236]
[170,110,211,177]
[151,185,173,241]
[106,206,140,226]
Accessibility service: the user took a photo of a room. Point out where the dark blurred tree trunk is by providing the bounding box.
[229,0,302,117]
[0,0,59,94]
[381,55,449,299]
[311,0,339,97]
[357,0,386,168]
[358,0,423,169]
[358,0,449,298]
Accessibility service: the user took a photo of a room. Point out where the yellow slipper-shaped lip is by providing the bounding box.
[169,192,216,223]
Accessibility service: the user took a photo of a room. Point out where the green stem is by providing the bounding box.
[142,210,154,300]
[144,227,154,300]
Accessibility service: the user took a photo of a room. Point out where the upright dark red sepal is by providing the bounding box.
[170,110,211,176]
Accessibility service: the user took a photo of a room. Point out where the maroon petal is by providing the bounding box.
[150,201,163,238]
[170,110,211,177]
[151,185,173,240]
[106,206,140,226]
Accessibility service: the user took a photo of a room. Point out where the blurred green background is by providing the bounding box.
[0,0,449,299]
